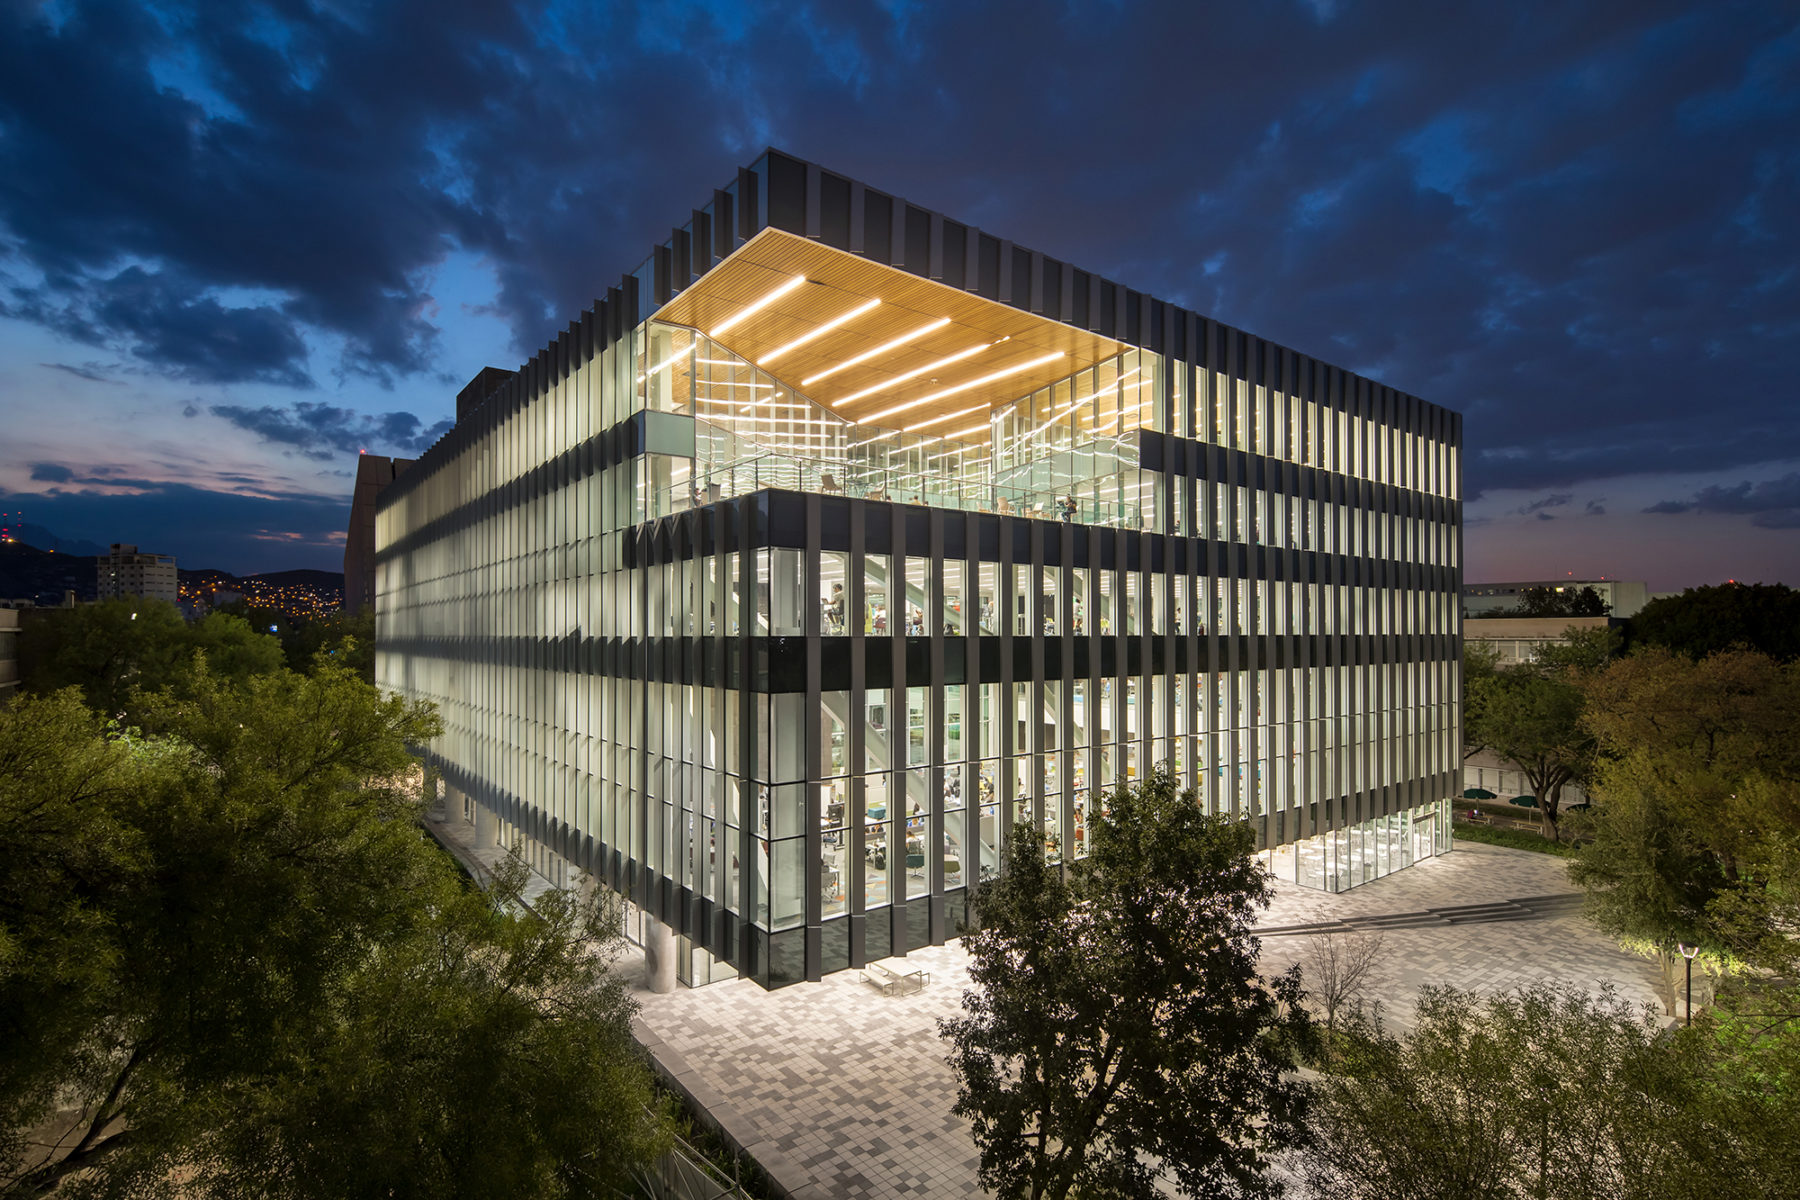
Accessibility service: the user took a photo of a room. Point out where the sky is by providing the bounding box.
[0,0,1795,585]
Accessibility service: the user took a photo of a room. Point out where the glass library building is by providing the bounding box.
[375,151,1463,989]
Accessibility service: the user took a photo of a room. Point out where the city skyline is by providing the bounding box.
[1,1,1796,586]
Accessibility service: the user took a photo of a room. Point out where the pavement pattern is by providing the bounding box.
[548,836,1655,1199]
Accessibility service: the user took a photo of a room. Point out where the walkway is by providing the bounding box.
[420,808,560,910]
[625,842,1664,1199]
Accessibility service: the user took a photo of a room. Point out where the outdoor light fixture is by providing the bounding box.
[1678,942,1700,1027]
[832,340,998,408]
[760,298,881,364]
[866,351,1066,425]
[802,318,950,385]
[710,274,806,337]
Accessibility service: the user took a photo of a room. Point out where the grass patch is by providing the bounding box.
[1453,819,1579,858]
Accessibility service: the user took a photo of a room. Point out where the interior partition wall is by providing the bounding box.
[375,149,1463,989]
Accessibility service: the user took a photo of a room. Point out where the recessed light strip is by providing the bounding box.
[711,274,806,337]
[831,339,1000,408]
[802,318,950,386]
[760,298,882,364]
[861,351,1066,425]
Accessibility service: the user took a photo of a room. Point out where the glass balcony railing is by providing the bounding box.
[660,450,1143,528]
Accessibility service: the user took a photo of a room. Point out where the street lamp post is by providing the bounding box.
[1678,942,1700,1026]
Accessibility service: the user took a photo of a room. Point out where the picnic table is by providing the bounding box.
[859,960,931,996]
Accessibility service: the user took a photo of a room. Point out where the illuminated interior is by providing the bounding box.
[645,229,1163,525]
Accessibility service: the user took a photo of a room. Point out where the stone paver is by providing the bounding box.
[626,842,1662,1199]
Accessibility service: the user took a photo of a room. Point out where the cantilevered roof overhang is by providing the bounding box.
[653,228,1128,438]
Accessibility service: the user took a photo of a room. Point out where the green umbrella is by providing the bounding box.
[1512,795,1538,808]
[1463,787,1498,800]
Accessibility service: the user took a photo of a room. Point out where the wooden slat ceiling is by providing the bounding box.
[652,229,1126,435]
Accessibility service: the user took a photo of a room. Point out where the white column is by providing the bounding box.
[642,914,679,994]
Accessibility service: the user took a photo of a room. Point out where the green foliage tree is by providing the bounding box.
[0,664,666,1198]
[940,766,1310,1200]
[1629,581,1800,662]
[283,608,376,682]
[202,860,666,1200]
[1460,639,1500,762]
[1571,648,1800,992]
[1304,983,1800,1200]
[18,599,283,716]
[217,603,376,682]
[1512,585,1610,618]
[1465,627,1618,840]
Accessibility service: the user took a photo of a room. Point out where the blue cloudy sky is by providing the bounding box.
[0,0,1795,584]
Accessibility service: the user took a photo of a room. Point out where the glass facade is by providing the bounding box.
[376,151,1463,988]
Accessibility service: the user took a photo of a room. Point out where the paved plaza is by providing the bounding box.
[623,841,1664,1200]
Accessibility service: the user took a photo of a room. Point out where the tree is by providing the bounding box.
[0,664,666,1197]
[1511,585,1610,618]
[1461,640,1500,762]
[1302,932,1385,1055]
[940,765,1310,1200]
[1302,984,1708,1200]
[1571,648,1800,993]
[18,599,283,716]
[203,859,667,1200]
[1629,582,1800,662]
[1465,627,1618,840]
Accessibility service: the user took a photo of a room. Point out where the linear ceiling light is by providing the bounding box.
[802,318,950,386]
[760,298,881,365]
[903,401,990,434]
[711,274,806,337]
[831,340,999,408]
[861,351,1066,426]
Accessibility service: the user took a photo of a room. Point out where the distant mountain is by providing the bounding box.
[0,539,97,604]
[0,521,104,557]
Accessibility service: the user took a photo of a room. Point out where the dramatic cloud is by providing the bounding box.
[28,463,73,483]
[1645,472,1800,528]
[0,0,1794,578]
[40,361,117,383]
[210,401,454,461]
[1517,493,1574,515]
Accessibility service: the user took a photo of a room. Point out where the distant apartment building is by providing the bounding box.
[344,454,413,614]
[96,543,178,604]
[1462,578,1648,619]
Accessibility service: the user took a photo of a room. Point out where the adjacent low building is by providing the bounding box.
[1462,579,1648,618]
[377,150,1464,989]
[96,543,177,605]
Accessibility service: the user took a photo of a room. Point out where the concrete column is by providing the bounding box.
[445,782,469,824]
[473,801,498,849]
[421,767,446,822]
[642,914,679,994]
